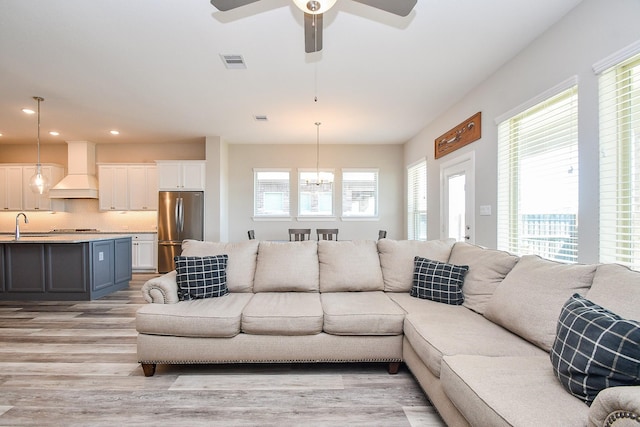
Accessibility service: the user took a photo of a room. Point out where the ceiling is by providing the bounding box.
[0,0,583,146]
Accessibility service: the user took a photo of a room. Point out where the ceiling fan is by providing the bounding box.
[210,0,417,53]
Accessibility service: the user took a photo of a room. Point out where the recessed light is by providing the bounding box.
[22,108,35,114]
[49,131,60,136]
[110,130,120,135]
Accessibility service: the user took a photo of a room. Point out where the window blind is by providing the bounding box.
[497,85,579,262]
[407,159,427,240]
[599,53,640,269]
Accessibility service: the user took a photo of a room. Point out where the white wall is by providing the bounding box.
[404,0,640,263]
[227,143,404,242]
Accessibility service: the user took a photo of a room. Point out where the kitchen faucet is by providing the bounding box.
[15,212,28,240]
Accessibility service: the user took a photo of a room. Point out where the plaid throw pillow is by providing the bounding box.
[550,294,640,405]
[411,256,469,305]
[174,255,229,301]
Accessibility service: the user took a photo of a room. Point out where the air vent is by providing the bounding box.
[220,54,246,69]
[254,115,268,122]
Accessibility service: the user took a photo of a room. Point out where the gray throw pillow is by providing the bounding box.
[174,255,229,300]
[411,256,468,305]
[550,294,640,405]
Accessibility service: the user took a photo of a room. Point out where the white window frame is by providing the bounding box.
[407,158,427,240]
[496,77,579,262]
[297,168,335,220]
[253,168,291,220]
[341,168,379,220]
[597,45,640,269]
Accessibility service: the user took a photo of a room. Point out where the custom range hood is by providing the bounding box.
[48,141,99,199]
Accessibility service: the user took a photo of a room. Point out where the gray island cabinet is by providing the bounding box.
[0,235,132,300]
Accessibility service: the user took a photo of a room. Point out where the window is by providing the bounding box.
[599,52,640,269]
[298,170,334,217]
[407,159,427,240]
[497,83,579,262]
[342,169,378,218]
[254,169,290,217]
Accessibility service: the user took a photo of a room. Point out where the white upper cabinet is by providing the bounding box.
[0,165,24,211]
[128,165,158,211]
[99,165,129,211]
[99,164,158,211]
[0,164,64,211]
[22,165,65,211]
[156,161,205,190]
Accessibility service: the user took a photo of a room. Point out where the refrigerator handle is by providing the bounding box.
[178,197,185,233]
[174,197,181,231]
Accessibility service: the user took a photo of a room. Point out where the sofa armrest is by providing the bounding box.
[588,386,640,427]
[141,271,179,304]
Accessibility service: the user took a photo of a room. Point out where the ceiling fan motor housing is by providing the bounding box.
[293,0,337,14]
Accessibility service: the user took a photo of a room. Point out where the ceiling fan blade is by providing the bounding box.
[351,0,417,17]
[304,13,323,53]
[210,0,262,11]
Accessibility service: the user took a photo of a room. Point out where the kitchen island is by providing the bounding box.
[0,234,132,300]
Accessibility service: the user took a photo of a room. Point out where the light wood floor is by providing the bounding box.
[0,274,445,426]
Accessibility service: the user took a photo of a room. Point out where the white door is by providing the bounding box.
[441,153,475,243]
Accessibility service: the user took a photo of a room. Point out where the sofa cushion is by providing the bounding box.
[550,294,640,405]
[174,255,228,300]
[392,293,545,378]
[136,293,253,338]
[411,257,468,305]
[318,240,384,292]
[321,292,405,335]
[253,241,319,292]
[587,263,640,321]
[181,239,259,293]
[241,292,323,335]
[484,255,596,352]
[448,242,519,314]
[377,238,456,292]
[441,355,589,427]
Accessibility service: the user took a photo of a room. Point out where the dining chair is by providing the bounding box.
[247,230,255,240]
[317,228,339,241]
[378,230,387,240]
[288,228,311,241]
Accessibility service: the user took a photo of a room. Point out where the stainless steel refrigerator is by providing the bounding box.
[157,191,204,273]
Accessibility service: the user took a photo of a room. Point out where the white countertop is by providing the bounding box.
[0,234,134,243]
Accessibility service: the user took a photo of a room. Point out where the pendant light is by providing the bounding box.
[308,121,332,186]
[29,96,50,195]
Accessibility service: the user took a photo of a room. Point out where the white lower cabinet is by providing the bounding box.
[132,234,157,272]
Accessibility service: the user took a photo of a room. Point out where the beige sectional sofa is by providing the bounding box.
[136,238,640,427]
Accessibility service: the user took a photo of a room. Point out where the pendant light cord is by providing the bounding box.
[315,122,321,185]
[34,96,44,167]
